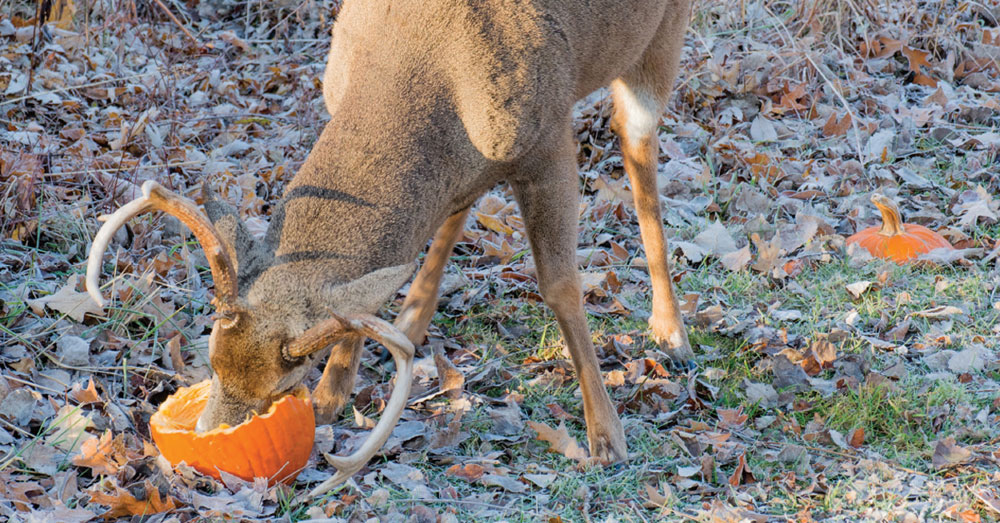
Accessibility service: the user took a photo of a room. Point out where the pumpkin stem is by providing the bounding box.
[870,193,905,236]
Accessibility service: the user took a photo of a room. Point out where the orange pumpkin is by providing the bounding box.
[846,194,952,263]
[150,380,314,486]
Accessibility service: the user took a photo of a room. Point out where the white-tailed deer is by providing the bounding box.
[87,0,694,492]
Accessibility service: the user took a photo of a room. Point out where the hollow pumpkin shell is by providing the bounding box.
[150,380,314,486]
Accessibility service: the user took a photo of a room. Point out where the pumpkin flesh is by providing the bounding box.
[150,380,314,486]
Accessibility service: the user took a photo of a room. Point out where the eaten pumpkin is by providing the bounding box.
[846,194,953,263]
[150,380,315,486]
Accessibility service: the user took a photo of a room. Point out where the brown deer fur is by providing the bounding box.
[187,0,693,463]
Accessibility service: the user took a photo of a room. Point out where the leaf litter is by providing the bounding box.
[1,0,1000,520]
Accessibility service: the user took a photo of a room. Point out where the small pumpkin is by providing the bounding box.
[150,380,314,486]
[846,194,953,263]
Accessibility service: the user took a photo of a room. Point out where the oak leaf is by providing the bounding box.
[527,420,589,462]
[88,480,181,518]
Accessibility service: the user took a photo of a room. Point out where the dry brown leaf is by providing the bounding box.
[932,437,972,469]
[73,430,121,475]
[845,280,873,299]
[475,211,515,235]
[848,427,865,448]
[445,463,486,482]
[433,349,465,399]
[69,378,101,405]
[974,488,1000,515]
[527,420,589,462]
[27,274,104,323]
[642,482,673,508]
[823,112,852,137]
[750,232,785,276]
[943,504,982,523]
[166,334,185,371]
[720,245,752,272]
[727,452,756,487]
[909,305,964,319]
[545,403,576,421]
[717,406,747,429]
[87,480,181,519]
[592,174,633,207]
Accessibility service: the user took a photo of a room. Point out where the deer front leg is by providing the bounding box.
[312,337,363,424]
[513,152,627,464]
[612,77,694,365]
[394,208,470,345]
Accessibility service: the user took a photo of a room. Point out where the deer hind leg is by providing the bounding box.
[610,4,694,364]
[394,208,470,345]
[512,140,627,463]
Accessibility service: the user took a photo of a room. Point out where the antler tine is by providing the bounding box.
[285,312,351,359]
[86,180,239,308]
[86,196,154,307]
[301,314,415,501]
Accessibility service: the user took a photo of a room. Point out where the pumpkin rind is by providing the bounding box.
[150,380,314,485]
[846,195,953,263]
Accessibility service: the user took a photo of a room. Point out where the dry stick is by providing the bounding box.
[1,71,156,106]
[151,0,200,46]
[25,0,46,97]
[52,160,205,177]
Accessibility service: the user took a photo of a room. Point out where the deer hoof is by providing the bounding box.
[649,317,694,365]
[311,391,348,425]
[588,423,628,464]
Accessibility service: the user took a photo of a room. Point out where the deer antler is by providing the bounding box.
[86,180,239,309]
[298,314,415,500]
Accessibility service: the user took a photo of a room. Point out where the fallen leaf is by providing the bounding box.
[445,463,486,482]
[46,406,96,454]
[717,406,747,429]
[974,488,1000,515]
[727,453,755,486]
[72,431,122,476]
[27,274,104,322]
[70,378,102,405]
[848,427,865,448]
[693,221,738,257]
[480,473,527,493]
[642,482,673,508]
[433,349,464,398]
[720,245,752,272]
[932,437,972,469]
[750,115,778,142]
[845,280,873,299]
[750,232,785,275]
[527,420,589,462]
[909,305,963,319]
[476,211,515,235]
[87,480,181,518]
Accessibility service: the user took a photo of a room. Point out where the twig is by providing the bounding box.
[1,71,156,106]
[51,160,206,177]
[151,0,201,46]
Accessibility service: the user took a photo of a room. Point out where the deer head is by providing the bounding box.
[86,180,415,482]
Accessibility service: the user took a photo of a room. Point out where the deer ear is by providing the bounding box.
[320,263,416,314]
[202,182,273,281]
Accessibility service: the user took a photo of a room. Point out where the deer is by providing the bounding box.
[87,0,694,495]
